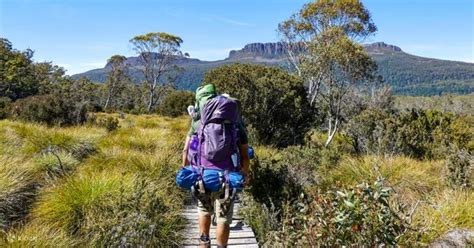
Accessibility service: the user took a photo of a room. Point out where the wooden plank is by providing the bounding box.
[183,237,258,246]
[183,245,258,248]
[181,197,258,248]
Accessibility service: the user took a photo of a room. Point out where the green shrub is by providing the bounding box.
[11,94,88,126]
[247,146,319,211]
[267,179,413,247]
[345,108,472,159]
[89,178,185,247]
[97,116,120,132]
[446,148,472,189]
[239,193,280,244]
[157,90,194,117]
[204,64,313,147]
[0,97,11,119]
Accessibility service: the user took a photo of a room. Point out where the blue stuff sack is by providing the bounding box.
[229,172,245,191]
[176,166,198,190]
[202,169,222,192]
[248,146,255,159]
[202,169,245,192]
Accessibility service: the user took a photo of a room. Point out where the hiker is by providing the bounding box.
[181,84,250,248]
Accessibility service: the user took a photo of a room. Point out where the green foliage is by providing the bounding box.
[157,90,194,117]
[345,108,472,159]
[0,97,11,119]
[445,149,472,189]
[89,178,185,247]
[11,94,88,126]
[395,94,474,115]
[204,64,313,147]
[130,32,184,112]
[0,38,38,100]
[268,179,411,247]
[97,116,120,132]
[33,174,124,235]
[104,55,129,110]
[278,0,379,146]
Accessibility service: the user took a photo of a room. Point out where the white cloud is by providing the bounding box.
[60,61,106,75]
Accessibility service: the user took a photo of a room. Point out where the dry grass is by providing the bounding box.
[1,113,189,246]
[414,190,474,243]
[327,156,446,202]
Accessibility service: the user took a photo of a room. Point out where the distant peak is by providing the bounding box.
[228,42,290,59]
[363,42,402,53]
[227,41,403,60]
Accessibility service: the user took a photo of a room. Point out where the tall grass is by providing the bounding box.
[1,114,189,246]
[0,156,37,229]
[414,190,474,243]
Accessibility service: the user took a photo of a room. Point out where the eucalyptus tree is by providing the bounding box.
[129,32,184,112]
[104,55,129,110]
[278,0,379,146]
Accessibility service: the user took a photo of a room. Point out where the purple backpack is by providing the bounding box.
[194,95,240,171]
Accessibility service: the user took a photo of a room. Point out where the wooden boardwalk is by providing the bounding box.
[181,197,259,248]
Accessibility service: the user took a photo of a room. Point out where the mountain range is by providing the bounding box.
[72,42,474,96]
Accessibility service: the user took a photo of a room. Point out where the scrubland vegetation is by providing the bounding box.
[1,0,473,246]
[0,115,188,246]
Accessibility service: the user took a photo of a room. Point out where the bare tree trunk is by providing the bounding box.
[325,117,339,147]
[147,89,154,113]
[104,93,111,110]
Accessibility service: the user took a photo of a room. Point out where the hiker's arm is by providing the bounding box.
[239,144,250,176]
[181,136,190,167]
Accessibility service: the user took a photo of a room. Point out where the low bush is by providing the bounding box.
[266,179,413,247]
[345,108,473,159]
[204,64,314,147]
[11,94,88,126]
[445,148,472,189]
[157,90,194,117]
[89,178,185,247]
[96,116,120,132]
[0,97,11,120]
[247,146,319,212]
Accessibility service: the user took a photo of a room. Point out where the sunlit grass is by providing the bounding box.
[326,155,445,202]
[32,172,131,235]
[3,226,75,247]
[1,113,189,246]
[414,190,474,243]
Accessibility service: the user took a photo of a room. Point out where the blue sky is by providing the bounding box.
[1,0,473,75]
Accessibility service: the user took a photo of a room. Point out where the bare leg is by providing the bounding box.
[199,214,211,247]
[216,223,230,246]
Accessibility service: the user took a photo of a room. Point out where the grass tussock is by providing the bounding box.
[1,113,189,246]
[0,156,38,229]
[414,190,474,243]
[326,156,446,202]
[32,172,130,235]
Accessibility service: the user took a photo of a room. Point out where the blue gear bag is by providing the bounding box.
[175,166,198,190]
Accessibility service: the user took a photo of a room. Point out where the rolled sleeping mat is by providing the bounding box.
[202,169,245,192]
[176,165,199,190]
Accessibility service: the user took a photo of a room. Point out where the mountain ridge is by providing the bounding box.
[73,42,474,96]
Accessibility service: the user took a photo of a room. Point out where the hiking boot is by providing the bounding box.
[199,234,211,248]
